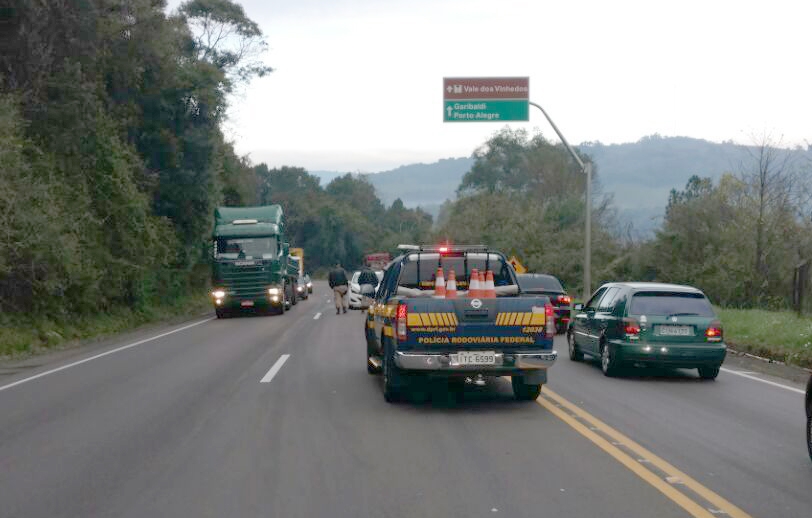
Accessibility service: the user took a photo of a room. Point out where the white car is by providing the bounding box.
[349,270,383,309]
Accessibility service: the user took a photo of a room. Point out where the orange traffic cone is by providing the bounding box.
[446,269,458,299]
[483,270,496,298]
[468,269,480,298]
[434,267,446,298]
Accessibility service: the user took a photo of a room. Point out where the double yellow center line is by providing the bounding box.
[537,388,752,518]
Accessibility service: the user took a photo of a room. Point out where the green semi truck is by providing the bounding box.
[210,205,298,318]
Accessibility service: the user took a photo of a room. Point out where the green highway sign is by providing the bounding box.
[443,77,529,122]
[444,100,529,122]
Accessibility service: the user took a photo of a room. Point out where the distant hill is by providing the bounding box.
[310,157,474,218]
[580,136,744,210]
[309,136,809,235]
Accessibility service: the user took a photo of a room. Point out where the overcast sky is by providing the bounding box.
[167,0,811,173]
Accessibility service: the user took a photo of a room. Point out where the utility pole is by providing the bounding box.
[529,102,592,301]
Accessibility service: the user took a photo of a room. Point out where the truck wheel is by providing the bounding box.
[600,341,620,377]
[698,365,720,380]
[382,339,403,402]
[568,330,583,361]
[291,288,298,306]
[215,307,228,319]
[511,376,541,401]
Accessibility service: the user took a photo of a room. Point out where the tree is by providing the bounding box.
[740,135,798,300]
[178,0,273,91]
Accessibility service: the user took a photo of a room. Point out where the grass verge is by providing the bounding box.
[717,307,812,369]
[0,294,211,359]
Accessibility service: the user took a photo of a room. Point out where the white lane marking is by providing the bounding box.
[313,312,322,320]
[720,367,805,394]
[260,354,290,383]
[0,318,215,393]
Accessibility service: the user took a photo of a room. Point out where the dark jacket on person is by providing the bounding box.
[328,267,348,288]
[358,268,379,289]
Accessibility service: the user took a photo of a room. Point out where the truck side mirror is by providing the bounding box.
[574,303,584,311]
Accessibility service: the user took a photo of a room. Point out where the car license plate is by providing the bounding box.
[453,351,496,365]
[240,300,255,307]
[657,325,692,336]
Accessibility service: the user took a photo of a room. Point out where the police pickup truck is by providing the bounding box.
[365,245,557,402]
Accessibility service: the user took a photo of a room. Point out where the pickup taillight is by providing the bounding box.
[396,303,408,342]
[545,303,555,336]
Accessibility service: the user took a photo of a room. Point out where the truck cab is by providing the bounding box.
[211,206,296,318]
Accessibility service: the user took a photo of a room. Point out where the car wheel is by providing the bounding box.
[382,339,403,402]
[807,414,812,463]
[568,330,583,362]
[600,341,619,377]
[698,365,720,380]
[511,376,542,401]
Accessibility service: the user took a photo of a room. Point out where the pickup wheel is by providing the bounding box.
[568,330,583,361]
[382,339,403,402]
[511,376,541,401]
[366,326,381,374]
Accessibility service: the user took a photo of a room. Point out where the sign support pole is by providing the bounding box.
[529,101,591,301]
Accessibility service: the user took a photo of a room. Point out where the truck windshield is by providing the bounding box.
[216,237,277,260]
[397,253,513,290]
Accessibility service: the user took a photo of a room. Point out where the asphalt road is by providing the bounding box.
[1,281,810,517]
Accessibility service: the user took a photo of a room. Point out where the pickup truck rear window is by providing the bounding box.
[397,253,513,290]
[628,292,715,317]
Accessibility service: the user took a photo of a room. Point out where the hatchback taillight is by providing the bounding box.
[705,322,723,342]
[396,303,408,342]
[623,318,641,339]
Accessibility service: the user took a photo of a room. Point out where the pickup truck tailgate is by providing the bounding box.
[400,297,553,352]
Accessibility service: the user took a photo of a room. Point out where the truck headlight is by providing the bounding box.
[306,282,312,288]
[268,287,280,295]
[212,290,226,299]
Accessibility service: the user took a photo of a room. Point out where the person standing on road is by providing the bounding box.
[357,266,380,309]
[328,263,349,315]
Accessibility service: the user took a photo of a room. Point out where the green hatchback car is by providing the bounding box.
[567,282,726,378]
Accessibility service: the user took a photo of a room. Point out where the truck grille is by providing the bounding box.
[220,264,272,299]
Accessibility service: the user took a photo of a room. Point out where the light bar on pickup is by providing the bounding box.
[397,244,489,253]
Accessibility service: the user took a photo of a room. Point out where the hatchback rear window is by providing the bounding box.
[628,292,715,317]
[398,253,513,290]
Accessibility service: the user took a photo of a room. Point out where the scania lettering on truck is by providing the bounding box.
[210,205,297,318]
